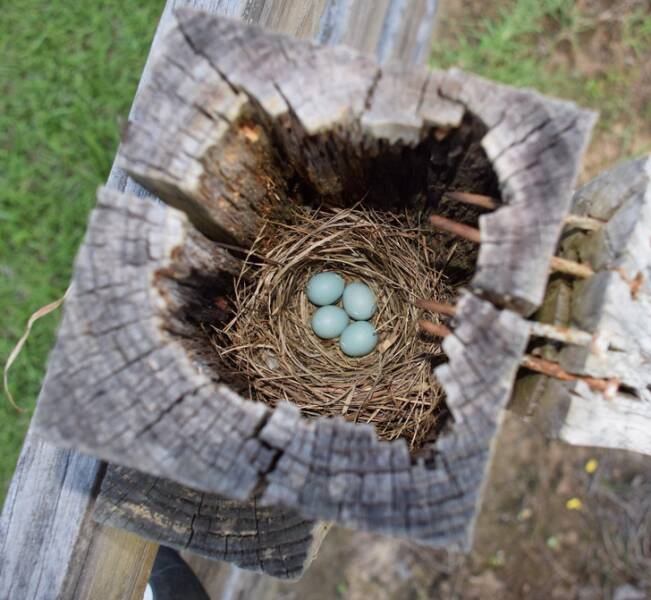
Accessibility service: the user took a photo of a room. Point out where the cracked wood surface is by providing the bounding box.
[512,156,651,456]
[438,71,597,315]
[119,11,596,314]
[33,184,527,550]
[259,293,530,545]
[35,187,275,498]
[107,0,441,196]
[93,466,329,580]
[31,14,594,556]
[2,0,447,589]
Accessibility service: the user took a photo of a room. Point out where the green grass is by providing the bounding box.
[430,0,651,166]
[0,0,163,502]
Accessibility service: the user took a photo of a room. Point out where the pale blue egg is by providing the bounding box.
[311,306,350,339]
[342,282,376,320]
[340,321,378,357]
[306,272,345,306]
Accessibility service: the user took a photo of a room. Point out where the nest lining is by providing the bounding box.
[213,206,453,450]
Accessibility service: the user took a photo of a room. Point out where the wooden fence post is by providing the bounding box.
[1,0,443,594]
[28,6,595,574]
[6,1,647,595]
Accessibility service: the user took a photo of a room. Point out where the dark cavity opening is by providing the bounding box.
[157,105,501,454]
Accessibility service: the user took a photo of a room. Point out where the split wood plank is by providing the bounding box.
[511,155,651,455]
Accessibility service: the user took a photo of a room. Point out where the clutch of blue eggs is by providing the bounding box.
[307,271,378,357]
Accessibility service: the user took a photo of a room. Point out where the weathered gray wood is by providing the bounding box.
[0,432,158,599]
[108,0,441,194]
[30,183,531,549]
[23,181,324,579]
[535,379,651,455]
[511,155,651,455]
[94,466,329,580]
[119,13,595,311]
[34,187,275,497]
[560,156,651,388]
[439,71,597,315]
[97,0,445,581]
[361,66,463,143]
[31,15,593,554]
[260,293,530,547]
[0,433,100,598]
[95,1,444,578]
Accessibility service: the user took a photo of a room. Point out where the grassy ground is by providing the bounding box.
[431,0,651,180]
[0,0,163,500]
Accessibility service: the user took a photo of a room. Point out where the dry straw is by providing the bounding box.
[213,206,453,450]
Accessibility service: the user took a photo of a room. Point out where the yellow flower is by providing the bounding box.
[585,459,598,474]
[566,497,583,510]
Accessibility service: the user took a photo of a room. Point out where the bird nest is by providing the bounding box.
[213,206,453,450]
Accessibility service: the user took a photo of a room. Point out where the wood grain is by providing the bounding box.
[120,13,596,314]
[94,466,329,580]
[29,183,530,549]
[438,70,597,314]
[0,433,156,599]
[71,526,158,600]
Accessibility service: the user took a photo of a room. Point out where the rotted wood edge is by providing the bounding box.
[32,183,527,550]
[120,9,596,315]
[96,0,442,575]
[437,70,597,315]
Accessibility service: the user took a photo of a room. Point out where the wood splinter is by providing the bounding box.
[418,319,452,338]
[429,214,595,279]
[520,355,619,397]
[445,191,498,210]
[444,191,604,231]
[418,318,618,397]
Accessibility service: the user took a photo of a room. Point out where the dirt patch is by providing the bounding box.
[251,414,651,599]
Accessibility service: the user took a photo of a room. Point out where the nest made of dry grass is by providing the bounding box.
[214,205,453,450]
